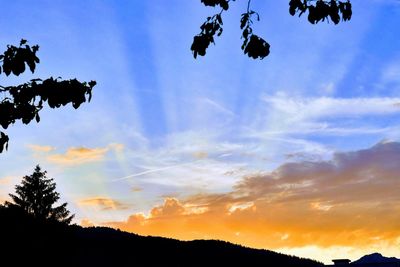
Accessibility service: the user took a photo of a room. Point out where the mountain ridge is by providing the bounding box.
[0,206,323,267]
[353,253,400,264]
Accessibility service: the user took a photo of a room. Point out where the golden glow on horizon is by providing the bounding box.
[99,142,400,264]
[102,196,400,264]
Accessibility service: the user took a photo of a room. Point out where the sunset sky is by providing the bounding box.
[1,0,400,264]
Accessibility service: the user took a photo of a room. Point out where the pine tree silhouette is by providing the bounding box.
[5,165,74,224]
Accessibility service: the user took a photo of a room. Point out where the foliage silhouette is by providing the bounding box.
[0,39,96,153]
[192,0,352,60]
[5,165,74,224]
[0,207,323,267]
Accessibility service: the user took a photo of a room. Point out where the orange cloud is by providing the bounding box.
[47,144,124,165]
[28,143,124,166]
[104,142,400,258]
[79,197,129,210]
[28,144,56,152]
[48,147,108,165]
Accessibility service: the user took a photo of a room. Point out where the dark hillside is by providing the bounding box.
[0,206,322,267]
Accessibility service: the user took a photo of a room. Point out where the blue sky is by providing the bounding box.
[1,0,400,263]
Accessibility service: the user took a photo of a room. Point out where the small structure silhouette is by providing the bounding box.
[327,253,400,267]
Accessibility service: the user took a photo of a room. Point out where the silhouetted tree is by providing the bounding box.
[0,39,96,153]
[191,0,352,59]
[5,165,74,224]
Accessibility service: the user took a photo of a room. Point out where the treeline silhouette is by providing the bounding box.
[0,206,323,267]
[0,165,323,266]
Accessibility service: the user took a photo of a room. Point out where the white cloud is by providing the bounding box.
[262,96,400,119]
[243,95,400,140]
[114,93,400,196]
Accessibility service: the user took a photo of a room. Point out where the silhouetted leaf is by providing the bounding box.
[329,1,340,24]
[243,35,270,59]
[201,0,230,10]
[240,9,270,60]
[290,0,352,25]
[191,13,224,58]
[0,132,9,153]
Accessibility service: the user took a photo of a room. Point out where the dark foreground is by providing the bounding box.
[0,206,323,267]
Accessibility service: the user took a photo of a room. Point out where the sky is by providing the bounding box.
[1,0,400,264]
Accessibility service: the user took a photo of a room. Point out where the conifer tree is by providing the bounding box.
[6,165,74,224]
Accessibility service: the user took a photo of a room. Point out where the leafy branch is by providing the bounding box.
[289,0,352,24]
[192,0,352,60]
[0,40,96,153]
[240,2,270,59]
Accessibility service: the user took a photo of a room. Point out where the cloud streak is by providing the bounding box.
[111,160,202,182]
[263,96,400,118]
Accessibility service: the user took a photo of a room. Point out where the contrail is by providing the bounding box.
[110,160,200,182]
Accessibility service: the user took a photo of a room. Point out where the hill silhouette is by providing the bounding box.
[0,205,323,267]
[353,253,400,265]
